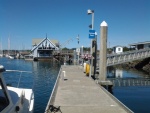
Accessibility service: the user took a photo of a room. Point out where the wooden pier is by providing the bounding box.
[45,65,133,113]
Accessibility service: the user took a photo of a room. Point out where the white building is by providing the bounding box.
[25,37,59,60]
[112,46,123,54]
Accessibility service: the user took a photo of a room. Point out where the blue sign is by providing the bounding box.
[89,30,95,39]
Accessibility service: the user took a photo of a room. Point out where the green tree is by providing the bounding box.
[62,47,69,50]
[83,47,90,51]
[123,47,129,52]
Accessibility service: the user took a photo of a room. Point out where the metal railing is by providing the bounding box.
[108,78,150,87]
[56,48,150,66]
[106,48,150,66]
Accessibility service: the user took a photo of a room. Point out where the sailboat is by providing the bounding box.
[0,38,3,57]
[7,38,15,59]
[8,55,14,59]
[0,53,3,58]
[0,65,34,113]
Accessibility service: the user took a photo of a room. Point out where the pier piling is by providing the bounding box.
[99,21,113,89]
[99,21,108,81]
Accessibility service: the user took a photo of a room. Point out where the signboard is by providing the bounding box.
[89,30,95,39]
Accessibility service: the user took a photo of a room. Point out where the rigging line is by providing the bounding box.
[6,69,35,89]
[6,70,32,73]
[17,71,22,88]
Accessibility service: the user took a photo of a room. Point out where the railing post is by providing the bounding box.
[123,55,126,62]
[118,56,121,63]
[113,57,115,64]
[128,54,131,60]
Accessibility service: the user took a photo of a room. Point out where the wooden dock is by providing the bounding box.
[45,65,133,113]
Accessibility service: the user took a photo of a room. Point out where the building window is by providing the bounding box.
[0,78,9,112]
[118,48,121,51]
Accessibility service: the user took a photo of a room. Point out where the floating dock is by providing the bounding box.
[45,65,133,113]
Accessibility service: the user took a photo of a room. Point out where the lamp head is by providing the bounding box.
[87,9,94,14]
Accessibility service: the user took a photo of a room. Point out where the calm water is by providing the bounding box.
[0,58,150,113]
[107,67,150,113]
[0,58,60,113]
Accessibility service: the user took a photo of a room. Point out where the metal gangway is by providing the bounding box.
[106,48,150,66]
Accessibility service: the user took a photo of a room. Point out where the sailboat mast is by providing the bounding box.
[0,38,3,57]
[8,37,11,55]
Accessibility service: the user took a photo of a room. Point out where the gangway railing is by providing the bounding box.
[108,78,150,87]
[106,48,150,66]
[55,48,150,66]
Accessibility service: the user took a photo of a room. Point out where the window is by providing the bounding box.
[118,48,121,51]
[0,78,9,112]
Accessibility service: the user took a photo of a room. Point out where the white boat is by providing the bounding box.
[0,54,3,57]
[8,55,15,59]
[0,65,34,113]
[7,38,15,59]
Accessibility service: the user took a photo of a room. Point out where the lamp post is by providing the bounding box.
[81,45,83,65]
[87,9,94,77]
[87,9,94,29]
[93,32,97,77]
[76,34,80,65]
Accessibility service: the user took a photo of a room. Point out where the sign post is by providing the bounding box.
[89,30,96,77]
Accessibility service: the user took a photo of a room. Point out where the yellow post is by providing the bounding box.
[86,63,90,76]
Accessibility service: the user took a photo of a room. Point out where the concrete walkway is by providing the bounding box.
[46,65,133,113]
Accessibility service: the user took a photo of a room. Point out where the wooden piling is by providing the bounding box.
[99,21,108,81]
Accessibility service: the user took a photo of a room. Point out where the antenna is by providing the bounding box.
[46,33,47,39]
[76,34,79,44]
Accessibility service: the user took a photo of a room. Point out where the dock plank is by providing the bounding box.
[46,65,133,113]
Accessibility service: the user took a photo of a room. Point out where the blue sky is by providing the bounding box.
[0,0,149,50]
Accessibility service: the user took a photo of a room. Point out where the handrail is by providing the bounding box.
[106,48,150,66]
[108,78,150,87]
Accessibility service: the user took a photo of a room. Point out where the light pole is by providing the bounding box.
[87,9,94,77]
[76,34,80,65]
[93,32,97,77]
[81,45,84,65]
[87,9,94,29]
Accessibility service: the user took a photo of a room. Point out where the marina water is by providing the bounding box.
[0,58,150,113]
[0,58,60,113]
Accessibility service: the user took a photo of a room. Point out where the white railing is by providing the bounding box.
[108,78,150,87]
[106,48,150,66]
